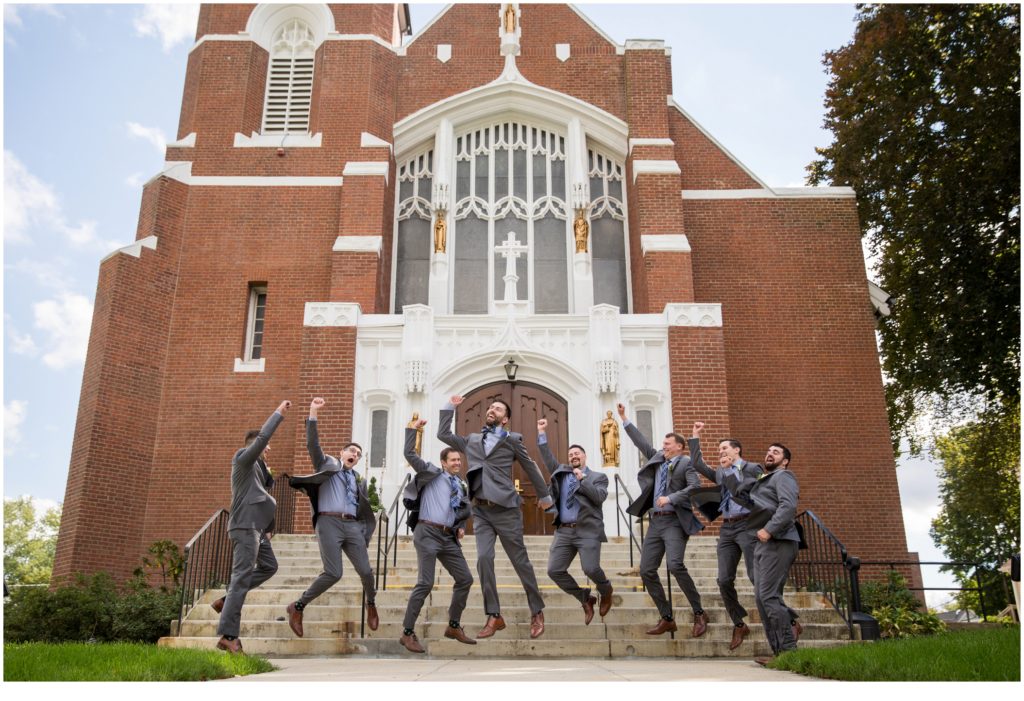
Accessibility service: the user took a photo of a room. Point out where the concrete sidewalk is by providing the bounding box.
[220,657,825,682]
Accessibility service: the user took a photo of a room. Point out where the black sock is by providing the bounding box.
[449,620,460,628]
[735,622,745,628]
[293,601,305,611]
[695,610,705,616]
[403,628,414,636]
[224,635,237,641]
[663,615,673,621]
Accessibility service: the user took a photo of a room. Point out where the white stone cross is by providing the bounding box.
[495,231,528,302]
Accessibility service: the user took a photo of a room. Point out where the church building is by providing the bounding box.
[53,4,915,585]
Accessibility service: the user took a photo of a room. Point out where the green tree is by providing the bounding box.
[367,476,382,513]
[808,4,1020,450]
[930,402,1020,615]
[4,497,62,586]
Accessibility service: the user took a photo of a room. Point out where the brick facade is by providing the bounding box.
[54,3,912,584]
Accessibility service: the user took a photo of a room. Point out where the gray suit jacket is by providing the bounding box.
[539,440,608,542]
[288,418,376,546]
[744,469,801,542]
[402,427,472,534]
[688,436,764,518]
[438,408,551,508]
[227,410,284,532]
[623,422,704,535]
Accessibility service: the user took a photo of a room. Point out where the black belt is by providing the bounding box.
[419,520,456,535]
[722,515,749,524]
[473,498,502,508]
[320,512,358,521]
[651,511,676,518]
[558,523,578,529]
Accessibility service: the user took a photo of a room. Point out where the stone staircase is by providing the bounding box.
[159,533,854,657]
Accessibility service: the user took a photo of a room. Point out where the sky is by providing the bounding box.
[1,2,960,606]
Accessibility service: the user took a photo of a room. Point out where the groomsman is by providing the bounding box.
[439,395,555,639]
[617,403,708,638]
[398,416,477,653]
[286,397,378,637]
[216,400,291,653]
[537,418,614,623]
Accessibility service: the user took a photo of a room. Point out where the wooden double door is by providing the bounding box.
[457,381,568,535]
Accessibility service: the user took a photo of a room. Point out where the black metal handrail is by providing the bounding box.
[858,559,990,621]
[375,474,412,592]
[612,474,645,569]
[790,509,857,636]
[177,509,232,634]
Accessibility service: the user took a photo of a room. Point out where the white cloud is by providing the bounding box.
[6,258,74,292]
[133,4,200,52]
[125,172,146,189]
[4,5,63,44]
[126,122,167,154]
[33,293,94,370]
[4,5,24,28]
[3,151,123,252]
[4,400,28,455]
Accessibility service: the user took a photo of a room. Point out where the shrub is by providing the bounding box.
[872,604,946,639]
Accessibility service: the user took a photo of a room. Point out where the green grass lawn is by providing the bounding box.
[4,642,275,681]
[771,626,1020,681]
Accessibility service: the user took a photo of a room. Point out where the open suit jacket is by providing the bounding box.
[227,410,283,532]
[687,436,764,521]
[401,427,471,535]
[623,422,704,536]
[538,440,608,542]
[289,418,376,546]
[722,468,801,543]
[438,408,551,508]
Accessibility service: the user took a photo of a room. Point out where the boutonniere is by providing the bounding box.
[668,459,677,473]
[459,479,468,494]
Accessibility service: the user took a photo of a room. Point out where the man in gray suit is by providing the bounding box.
[726,442,801,664]
[438,395,555,639]
[537,418,613,623]
[286,397,378,637]
[216,399,291,653]
[398,416,476,653]
[617,403,708,638]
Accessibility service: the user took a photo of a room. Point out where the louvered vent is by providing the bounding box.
[262,19,315,134]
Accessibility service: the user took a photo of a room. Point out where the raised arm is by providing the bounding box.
[576,471,608,506]
[535,418,560,473]
[403,418,432,474]
[688,422,718,483]
[437,395,469,453]
[236,400,290,465]
[667,462,702,506]
[510,436,552,505]
[306,397,328,470]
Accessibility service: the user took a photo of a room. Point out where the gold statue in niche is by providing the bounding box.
[600,410,620,467]
[504,4,516,33]
[574,210,590,253]
[407,412,424,455]
[433,213,447,253]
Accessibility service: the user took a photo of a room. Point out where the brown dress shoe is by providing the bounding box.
[754,655,774,667]
[366,603,380,631]
[286,602,304,637]
[645,618,677,635]
[692,611,709,638]
[399,632,425,653]
[729,623,750,650]
[791,620,803,641]
[444,625,478,645]
[216,636,243,654]
[211,597,225,614]
[476,614,507,639]
[599,586,614,617]
[530,611,545,639]
[582,596,597,625]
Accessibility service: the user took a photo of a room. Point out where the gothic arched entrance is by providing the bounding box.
[458,381,568,535]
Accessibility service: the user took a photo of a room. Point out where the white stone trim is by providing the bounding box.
[641,234,690,254]
[342,161,390,184]
[623,39,669,54]
[664,303,723,328]
[101,236,158,263]
[189,34,251,54]
[246,4,335,52]
[566,5,621,50]
[233,132,322,148]
[234,357,266,373]
[332,235,383,255]
[167,133,196,148]
[869,280,891,317]
[360,132,392,151]
[555,43,570,62]
[667,96,769,190]
[304,302,362,327]
[402,3,454,48]
[628,137,673,154]
[155,161,343,187]
[325,33,398,52]
[436,43,452,63]
[681,187,856,200]
[631,159,681,183]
